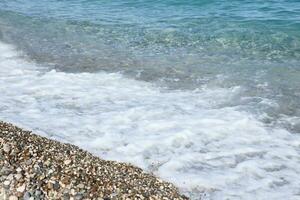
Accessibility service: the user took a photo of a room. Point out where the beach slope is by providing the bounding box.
[0,121,188,200]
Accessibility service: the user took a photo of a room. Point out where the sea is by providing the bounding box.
[0,0,300,199]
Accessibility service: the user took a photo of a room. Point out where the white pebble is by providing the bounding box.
[9,196,18,200]
[64,159,72,165]
[3,180,10,186]
[15,173,23,180]
[16,184,26,193]
[7,174,14,181]
[16,167,22,172]
[3,144,10,153]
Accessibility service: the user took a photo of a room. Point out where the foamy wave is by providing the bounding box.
[1,42,300,200]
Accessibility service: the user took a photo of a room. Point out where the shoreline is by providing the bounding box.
[0,121,188,200]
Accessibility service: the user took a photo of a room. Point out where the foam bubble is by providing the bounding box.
[1,42,300,200]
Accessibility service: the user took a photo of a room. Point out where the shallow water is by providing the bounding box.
[0,1,300,199]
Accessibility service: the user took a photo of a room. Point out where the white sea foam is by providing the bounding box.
[1,42,300,200]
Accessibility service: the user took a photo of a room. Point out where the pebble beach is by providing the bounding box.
[0,121,188,200]
[1,1,300,199]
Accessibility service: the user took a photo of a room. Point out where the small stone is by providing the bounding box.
[71,189,76,195]
[3,144,10,153]
[25,159,32,165]
[53,181,60,190]
[1,166,13,175]
[3,180,10,187]
[35,190,42,196]
[74,194,83,200]
[23,191,31,200]
[44,160,51,166]
[62,177,70,184]
[47,182,53,190]
[63,193,70,200]
[17,184,26,193]
[15,173,23,180]
[64,160,72,165]
[77,183,84,189]
[7,174,14,180]
[16,167,22,173]
[63,189,70,194]
[9,196,18,200]
[17,192,23,198]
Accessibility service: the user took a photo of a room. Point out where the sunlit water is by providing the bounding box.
[0,1,300,199]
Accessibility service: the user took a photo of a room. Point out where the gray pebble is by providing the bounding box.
[74,194,84,200]
[25,159,32,165]
[63,193,70,200]
[34,189,42,196]
[23,191,31,200]
[53,181,60,190]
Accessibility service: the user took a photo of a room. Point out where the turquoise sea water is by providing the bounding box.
[1,1,300,199]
